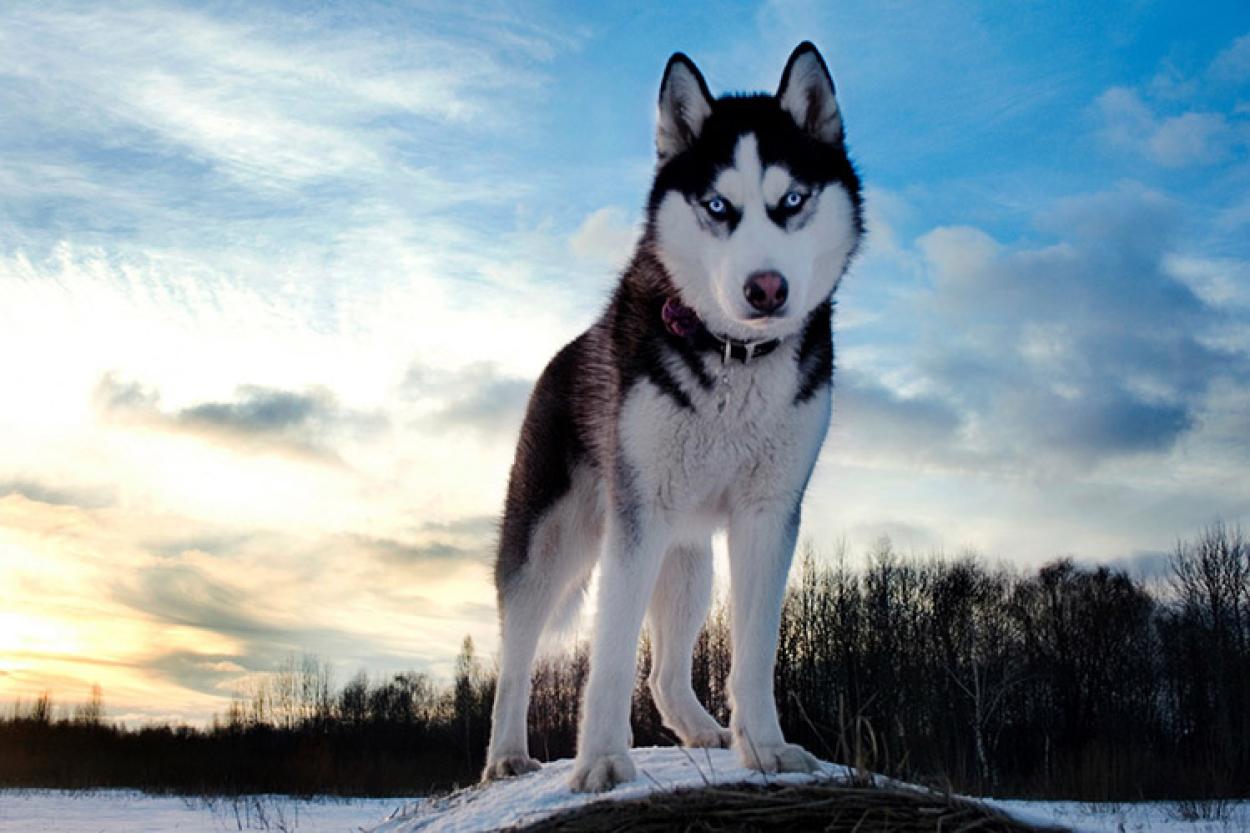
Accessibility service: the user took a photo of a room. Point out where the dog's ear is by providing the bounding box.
[776,42,843,144]
[657,53,714,162]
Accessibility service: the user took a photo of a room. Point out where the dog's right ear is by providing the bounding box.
[656,53,714,163]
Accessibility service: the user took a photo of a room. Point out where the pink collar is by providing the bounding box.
[661,297,782,363]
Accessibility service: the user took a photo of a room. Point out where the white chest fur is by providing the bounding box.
[617,344,830,516]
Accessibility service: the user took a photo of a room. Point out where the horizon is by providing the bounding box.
[2,0,1249,725]
[0,530,1224,730]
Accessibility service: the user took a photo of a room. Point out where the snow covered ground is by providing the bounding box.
[371,746,854,832]
[369,747,1250,833]
[986,798,1250,833]
[0,789,410,832]
[2,750,1247,833]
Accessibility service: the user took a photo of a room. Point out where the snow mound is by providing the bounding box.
[369,746,853,833]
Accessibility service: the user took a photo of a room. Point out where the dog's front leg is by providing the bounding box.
[726,503,820,773]
[569,508,668,792]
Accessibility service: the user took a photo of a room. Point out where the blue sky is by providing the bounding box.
[1,0,1248,723]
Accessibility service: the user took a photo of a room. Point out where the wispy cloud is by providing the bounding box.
[405,361,534,438]
[0,4,563,190]
[357,535,486,566]
[0,479,114,510]
[831,370,969,469]
[95,375,387,462]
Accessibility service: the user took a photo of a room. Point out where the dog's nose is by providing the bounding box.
[743,271,788,314]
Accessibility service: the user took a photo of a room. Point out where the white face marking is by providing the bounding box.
[762,166,791,205]
[654,133,859,341]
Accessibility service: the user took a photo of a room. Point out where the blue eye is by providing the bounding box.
[704,197,729,218]
[783,190,806,210]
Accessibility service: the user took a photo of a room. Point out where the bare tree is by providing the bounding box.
[73,684,104,726]
[1165,522,1250,784]
[932,560,1023,789]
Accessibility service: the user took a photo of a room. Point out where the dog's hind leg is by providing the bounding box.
[646,538,731,748]
[483,570,552,781]
[484,469,602,782]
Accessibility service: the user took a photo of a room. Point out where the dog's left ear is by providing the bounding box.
[776,42,843,144]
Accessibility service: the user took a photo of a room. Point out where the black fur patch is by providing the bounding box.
[641,342,695,410]
[495,335,590,592]
[668,333,716,390]
[608,257,700,412]
[795,300,834,404]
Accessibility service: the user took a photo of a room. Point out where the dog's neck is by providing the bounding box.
[661,297,781,363]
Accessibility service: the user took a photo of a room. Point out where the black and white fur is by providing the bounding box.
[483,43,863,792]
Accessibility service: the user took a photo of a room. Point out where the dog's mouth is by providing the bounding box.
[736,306,792,332]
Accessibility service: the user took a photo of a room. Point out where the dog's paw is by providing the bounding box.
[481,754,541,782]
[737,741,820,774]
[568,752,636,793]
[681,726,733,749]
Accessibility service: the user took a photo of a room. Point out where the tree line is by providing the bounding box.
[0,647,492,795]
[2,523,1246,799]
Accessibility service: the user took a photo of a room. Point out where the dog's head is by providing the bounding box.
[647,43,863,342]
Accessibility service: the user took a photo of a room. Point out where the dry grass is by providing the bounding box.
[514,781,1068,833]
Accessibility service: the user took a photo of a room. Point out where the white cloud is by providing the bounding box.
[1164,254,1250,309]
[917,225,1002,289]
[1209,32,1250,83]
[1148,61,1199,101]
[1096,86,1157,143]
[1148,111,1236,166]
[847,184,1250,484]
[1094,87,1239,167]
[804,176,1250,568]
[569,206,639,268]
[1094,30,1250,169]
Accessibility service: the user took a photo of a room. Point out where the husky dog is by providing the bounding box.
[483,42,863,792]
